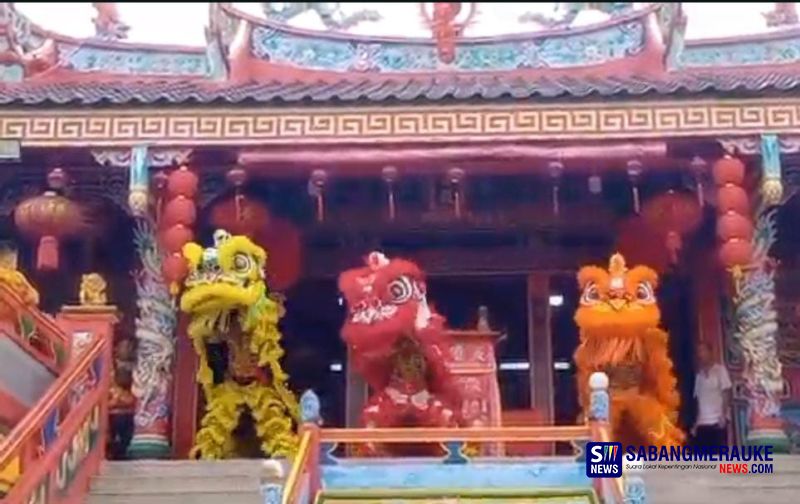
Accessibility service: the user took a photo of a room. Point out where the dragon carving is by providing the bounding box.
[339,252,461,454]
[180,230,298,459]
[261,3,381,30]
[574,253,684,446]
[519,2,633,28]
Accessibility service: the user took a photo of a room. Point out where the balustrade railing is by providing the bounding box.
[0,283,69,373]
[282,372,631,504]
[0,328,111,504]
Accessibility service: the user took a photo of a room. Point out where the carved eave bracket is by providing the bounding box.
[718,136,795,205]
[92,148,193,168]
[718,136,800,156]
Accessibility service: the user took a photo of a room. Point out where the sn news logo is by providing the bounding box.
[586,442,622,478]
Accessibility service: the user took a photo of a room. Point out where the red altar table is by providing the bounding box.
[446,329,502,454]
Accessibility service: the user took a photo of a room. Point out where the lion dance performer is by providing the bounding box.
[180,230,298,459]
[339,252,461,454]
[574,253,684,446]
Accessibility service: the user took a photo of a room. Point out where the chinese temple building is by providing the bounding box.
[0,2,800,503]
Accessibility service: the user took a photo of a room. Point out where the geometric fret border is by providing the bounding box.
[3,98,800,147]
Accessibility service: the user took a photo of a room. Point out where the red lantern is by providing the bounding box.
[641,190,702,264]
[719,239,753,269]
[160,225,194,254]
[209,196,271,237]
[615,216,670,273]
[255,217,303,291]
[712,156,745,186]
[167,166,198,199]
[162,253,189,291]
[717,184,750,216]
[642,190,702,235]
[14,191,87,271]
[717,212,754,242]
[160,196,197,229]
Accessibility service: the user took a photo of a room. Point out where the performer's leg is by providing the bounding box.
[192,383,246,459]
[361,391,402,456]
[245,384,298,458]
[626,394,685,446]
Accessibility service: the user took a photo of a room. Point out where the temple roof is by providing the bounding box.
[1,3,800,105]
[2,71,800,105]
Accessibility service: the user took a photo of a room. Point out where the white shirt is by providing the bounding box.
[694,363,732,426]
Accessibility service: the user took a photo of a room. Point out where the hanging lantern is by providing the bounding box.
[712,155,745,186]
[47,168,67,190]
[160,196,197,230]
[382,166,399,221]
[642,190,702,265]
[167,165,199,199]
[309,169,328,222]
[447,167,466,219]
[588,174,603,195]
[717,184,750,215]
[626,159,643,214]
[615,216,670,273]
[14,191,87,271]
[548,161,563,216]
[717,212,754,242]
[690,156,707,207]
[160,225,194,254]
[719,239,753,270]
[210,196,271,237]
[162,253,189,295]
[255,217,303,291]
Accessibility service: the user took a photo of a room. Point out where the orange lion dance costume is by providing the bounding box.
[338,251,461,454]
[574,253,684,446]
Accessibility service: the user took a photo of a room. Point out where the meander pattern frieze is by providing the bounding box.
[3,99,800,146]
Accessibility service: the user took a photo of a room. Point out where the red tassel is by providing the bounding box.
[36,236,59,271]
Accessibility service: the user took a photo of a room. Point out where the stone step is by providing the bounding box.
[646,488,800,504]
[90,474,262,494]
[99,459,287,479]
[641,455,800,504]
[87,459,285,504]
[86,491,264,504]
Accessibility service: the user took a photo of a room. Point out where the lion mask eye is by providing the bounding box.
[388,277,413,304]
[580,282,601,306]
[232,253,252,274]
[635,282,655,304]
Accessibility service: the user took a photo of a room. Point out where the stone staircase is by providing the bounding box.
[87,459,288,504]
[643,454,800,504]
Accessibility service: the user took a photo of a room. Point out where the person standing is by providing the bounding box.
[691,342,732,446]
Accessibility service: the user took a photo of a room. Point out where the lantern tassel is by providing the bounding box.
[552,184,560,216]
[632,185,641,214]
[235,192,244,222]
[36,236,59,271]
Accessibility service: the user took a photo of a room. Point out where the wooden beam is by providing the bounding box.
[304,245,609,279]
[238,141,671,176]
[528,274,554,427]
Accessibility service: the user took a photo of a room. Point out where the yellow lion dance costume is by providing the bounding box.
[574,253,684,446]
[180,230,298,459]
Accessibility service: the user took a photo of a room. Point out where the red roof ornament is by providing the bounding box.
[420,2,477,64]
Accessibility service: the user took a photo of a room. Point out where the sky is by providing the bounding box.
[14,2,784,47]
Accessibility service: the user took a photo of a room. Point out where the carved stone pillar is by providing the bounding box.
[717,136,790,451]
[91,147,189,459]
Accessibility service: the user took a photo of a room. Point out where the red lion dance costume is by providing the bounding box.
[574,253,684,447]
[339,252,460,453]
